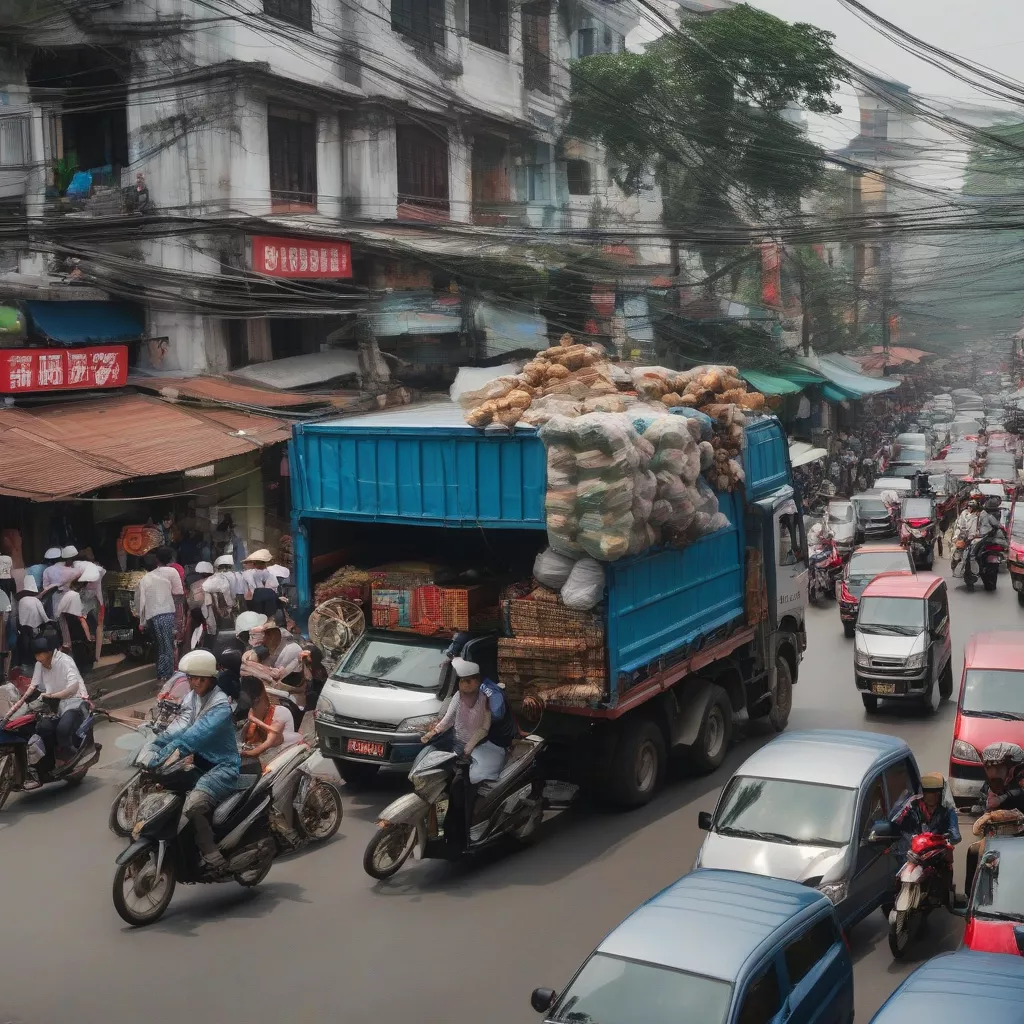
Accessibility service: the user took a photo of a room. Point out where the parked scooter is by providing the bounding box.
[112,747,277,926]
[888,831,956,958]
[0,699,102,810]
[363,738,573,879]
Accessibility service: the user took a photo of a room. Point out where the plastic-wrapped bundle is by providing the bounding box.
[655,471,687,504]
[680,447,701,485]
[539,414,577,447]
[642,417,687,450]
[693,477,720,517]
[669,407,714,441]
[520,395,583,427]
[533,547,577,590]
[577,477,634,515]
[570,413,641,461]
[649,447,687,475]
[699,441,715,472]
[560,557,606,611]
[579,528,631,562]
[635,470,657,502]
[576,447,638,481]
[649,499,673,525]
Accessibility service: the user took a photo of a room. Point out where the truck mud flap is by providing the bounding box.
[671,681,717,749]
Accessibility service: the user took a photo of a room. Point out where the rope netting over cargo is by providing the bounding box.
[456,337,770,567]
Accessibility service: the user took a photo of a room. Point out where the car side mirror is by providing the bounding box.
[531,988,557,1014]
[867,820,897,844]
[698,810,713,831]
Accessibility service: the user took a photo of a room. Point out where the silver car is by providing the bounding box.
[695,730,922,928]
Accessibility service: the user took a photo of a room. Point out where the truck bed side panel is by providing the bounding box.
[606,489,746,695]
[744,417,791,501]
[292,424,547,528]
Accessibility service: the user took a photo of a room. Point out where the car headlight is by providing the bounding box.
[904,652,927,671]
[952,739,982,763]
[398,714,438,734]
[315,695,336,721]
[854,650,872,667]
[817,879,849,905]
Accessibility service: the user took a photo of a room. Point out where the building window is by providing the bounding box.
[396,123,450,219]
[522,1,550,93]
[468,0,508,53]
[264,0,312,30]
[862,107,888,140]
[268,105,317,210]
[577,26,595,56]
[392,0,446,47]
[566,159,591,195]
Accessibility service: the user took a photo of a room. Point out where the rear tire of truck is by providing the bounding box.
[766,656,793,732]
[686,686,733,776]
[608,719,665,809]
[861,693,878,713]
[843,622,855,639]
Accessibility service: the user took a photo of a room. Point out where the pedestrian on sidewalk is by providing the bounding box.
[136,552,179,682]
[15,576,48,668]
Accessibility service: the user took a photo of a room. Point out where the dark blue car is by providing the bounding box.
[870,949,1024,1022]
[531,869,853,1024]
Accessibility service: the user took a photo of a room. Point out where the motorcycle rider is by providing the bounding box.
[895,773,960,895]
[148,648,245,871]
[966,742,1024,894]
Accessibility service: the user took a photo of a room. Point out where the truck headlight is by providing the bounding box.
[398,714,438,734]
[904,652,927,671]
[854,650,872,668]
[315,695,336,721]
[818,879,849,905]
[952,739,982,763]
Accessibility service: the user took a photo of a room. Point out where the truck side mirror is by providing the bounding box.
[698,811,713,831]
[531,988,557,1014]
[867,820,897,844]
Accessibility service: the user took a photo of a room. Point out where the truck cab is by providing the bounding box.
[316,631,496,784]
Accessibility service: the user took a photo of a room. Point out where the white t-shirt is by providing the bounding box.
[18,595,48,629]
[243,567,278,593]
[32,650,88,714]
[272,704,300,748]
[56,590,85,618]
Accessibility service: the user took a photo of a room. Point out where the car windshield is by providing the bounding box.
[828,503,854,524]
[962,669,1024,719]
[902,499,932,518]
[858,597,926,634]
[335,636,448,690]
[1011,514,1024,542]
[855,500,889,516]
[550,954,732,1024]
[974,851,1024,922]
[848,552,910,578]
[714,775,856,847]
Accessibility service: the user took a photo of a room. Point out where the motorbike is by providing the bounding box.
[363,737,573,880]
[112,748,277,927]
[888,830,956,959]
[0,699,102,810]
[954,536,1007,591]
[900,517,937,570]
[807,538,843,604]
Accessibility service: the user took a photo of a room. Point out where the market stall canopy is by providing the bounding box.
[802,354,900,399]
[789,441,829,468]
[0,394,291,501]
[230,350,362,390]
[739,370,803,396]
[474,300,547,359]
[131,374,363,414]
[24,300,144,345]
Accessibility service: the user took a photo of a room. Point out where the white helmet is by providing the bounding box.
[44,547,61,560]
[234,611,268,634]
[178,649,217,677]
[61,545,79,560]
[214,555,234,569]
[194,561,214,575]
[76,563,101,583]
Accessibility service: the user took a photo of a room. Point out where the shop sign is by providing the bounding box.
[0,345,128,394]
[250,235,353,279]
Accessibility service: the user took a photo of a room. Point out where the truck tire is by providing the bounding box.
[608,718,665,809]
[843,622,855,639]
[861,693,878,713]
[767,655,793,732]
[686,685,733,775]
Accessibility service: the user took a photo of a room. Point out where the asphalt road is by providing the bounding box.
[1,553,1017,1024]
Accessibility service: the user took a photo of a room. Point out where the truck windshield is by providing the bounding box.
[857,597,925,634]
[336,636,448,690]
[714,776,856,847]
[550,954,732,1024]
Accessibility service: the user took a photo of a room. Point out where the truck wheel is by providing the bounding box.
[767,656,793,732]
[687,686,733,775]
[861,693,878,713]
[1017,590,1024,607]
[608,718,665,808]
[843,622,855,639]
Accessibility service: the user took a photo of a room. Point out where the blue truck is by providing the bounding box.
[291,402,807,806]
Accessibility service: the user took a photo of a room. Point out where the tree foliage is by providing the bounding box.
[568,4,845,230]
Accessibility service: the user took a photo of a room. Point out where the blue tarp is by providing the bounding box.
[370,292,462,337]
[25,301,144,345]
[812,355,901,398]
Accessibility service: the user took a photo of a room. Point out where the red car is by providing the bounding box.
[949,632,1024,812]
[963,837,1024,956]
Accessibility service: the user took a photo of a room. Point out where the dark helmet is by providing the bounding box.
[984,495,1002,513]
[31,631,60,654]
[216,646,243,676]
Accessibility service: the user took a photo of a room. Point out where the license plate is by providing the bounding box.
[107,629,134,641]
[872,682,897,695]
[347,738,386,758]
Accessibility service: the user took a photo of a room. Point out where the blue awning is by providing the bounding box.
[811,355,901,399]
[25,301,144,345]
[740,370,803,396]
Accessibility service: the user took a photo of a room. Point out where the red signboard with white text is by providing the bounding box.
[250,235,353,279]
[0,345,128,394]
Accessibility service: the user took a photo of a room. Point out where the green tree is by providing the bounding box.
[568,4,845,232]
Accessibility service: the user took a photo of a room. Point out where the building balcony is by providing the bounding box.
[472,199,527,227]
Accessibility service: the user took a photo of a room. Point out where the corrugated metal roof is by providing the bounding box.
[0,394,290,501]
[131,375,332,410]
